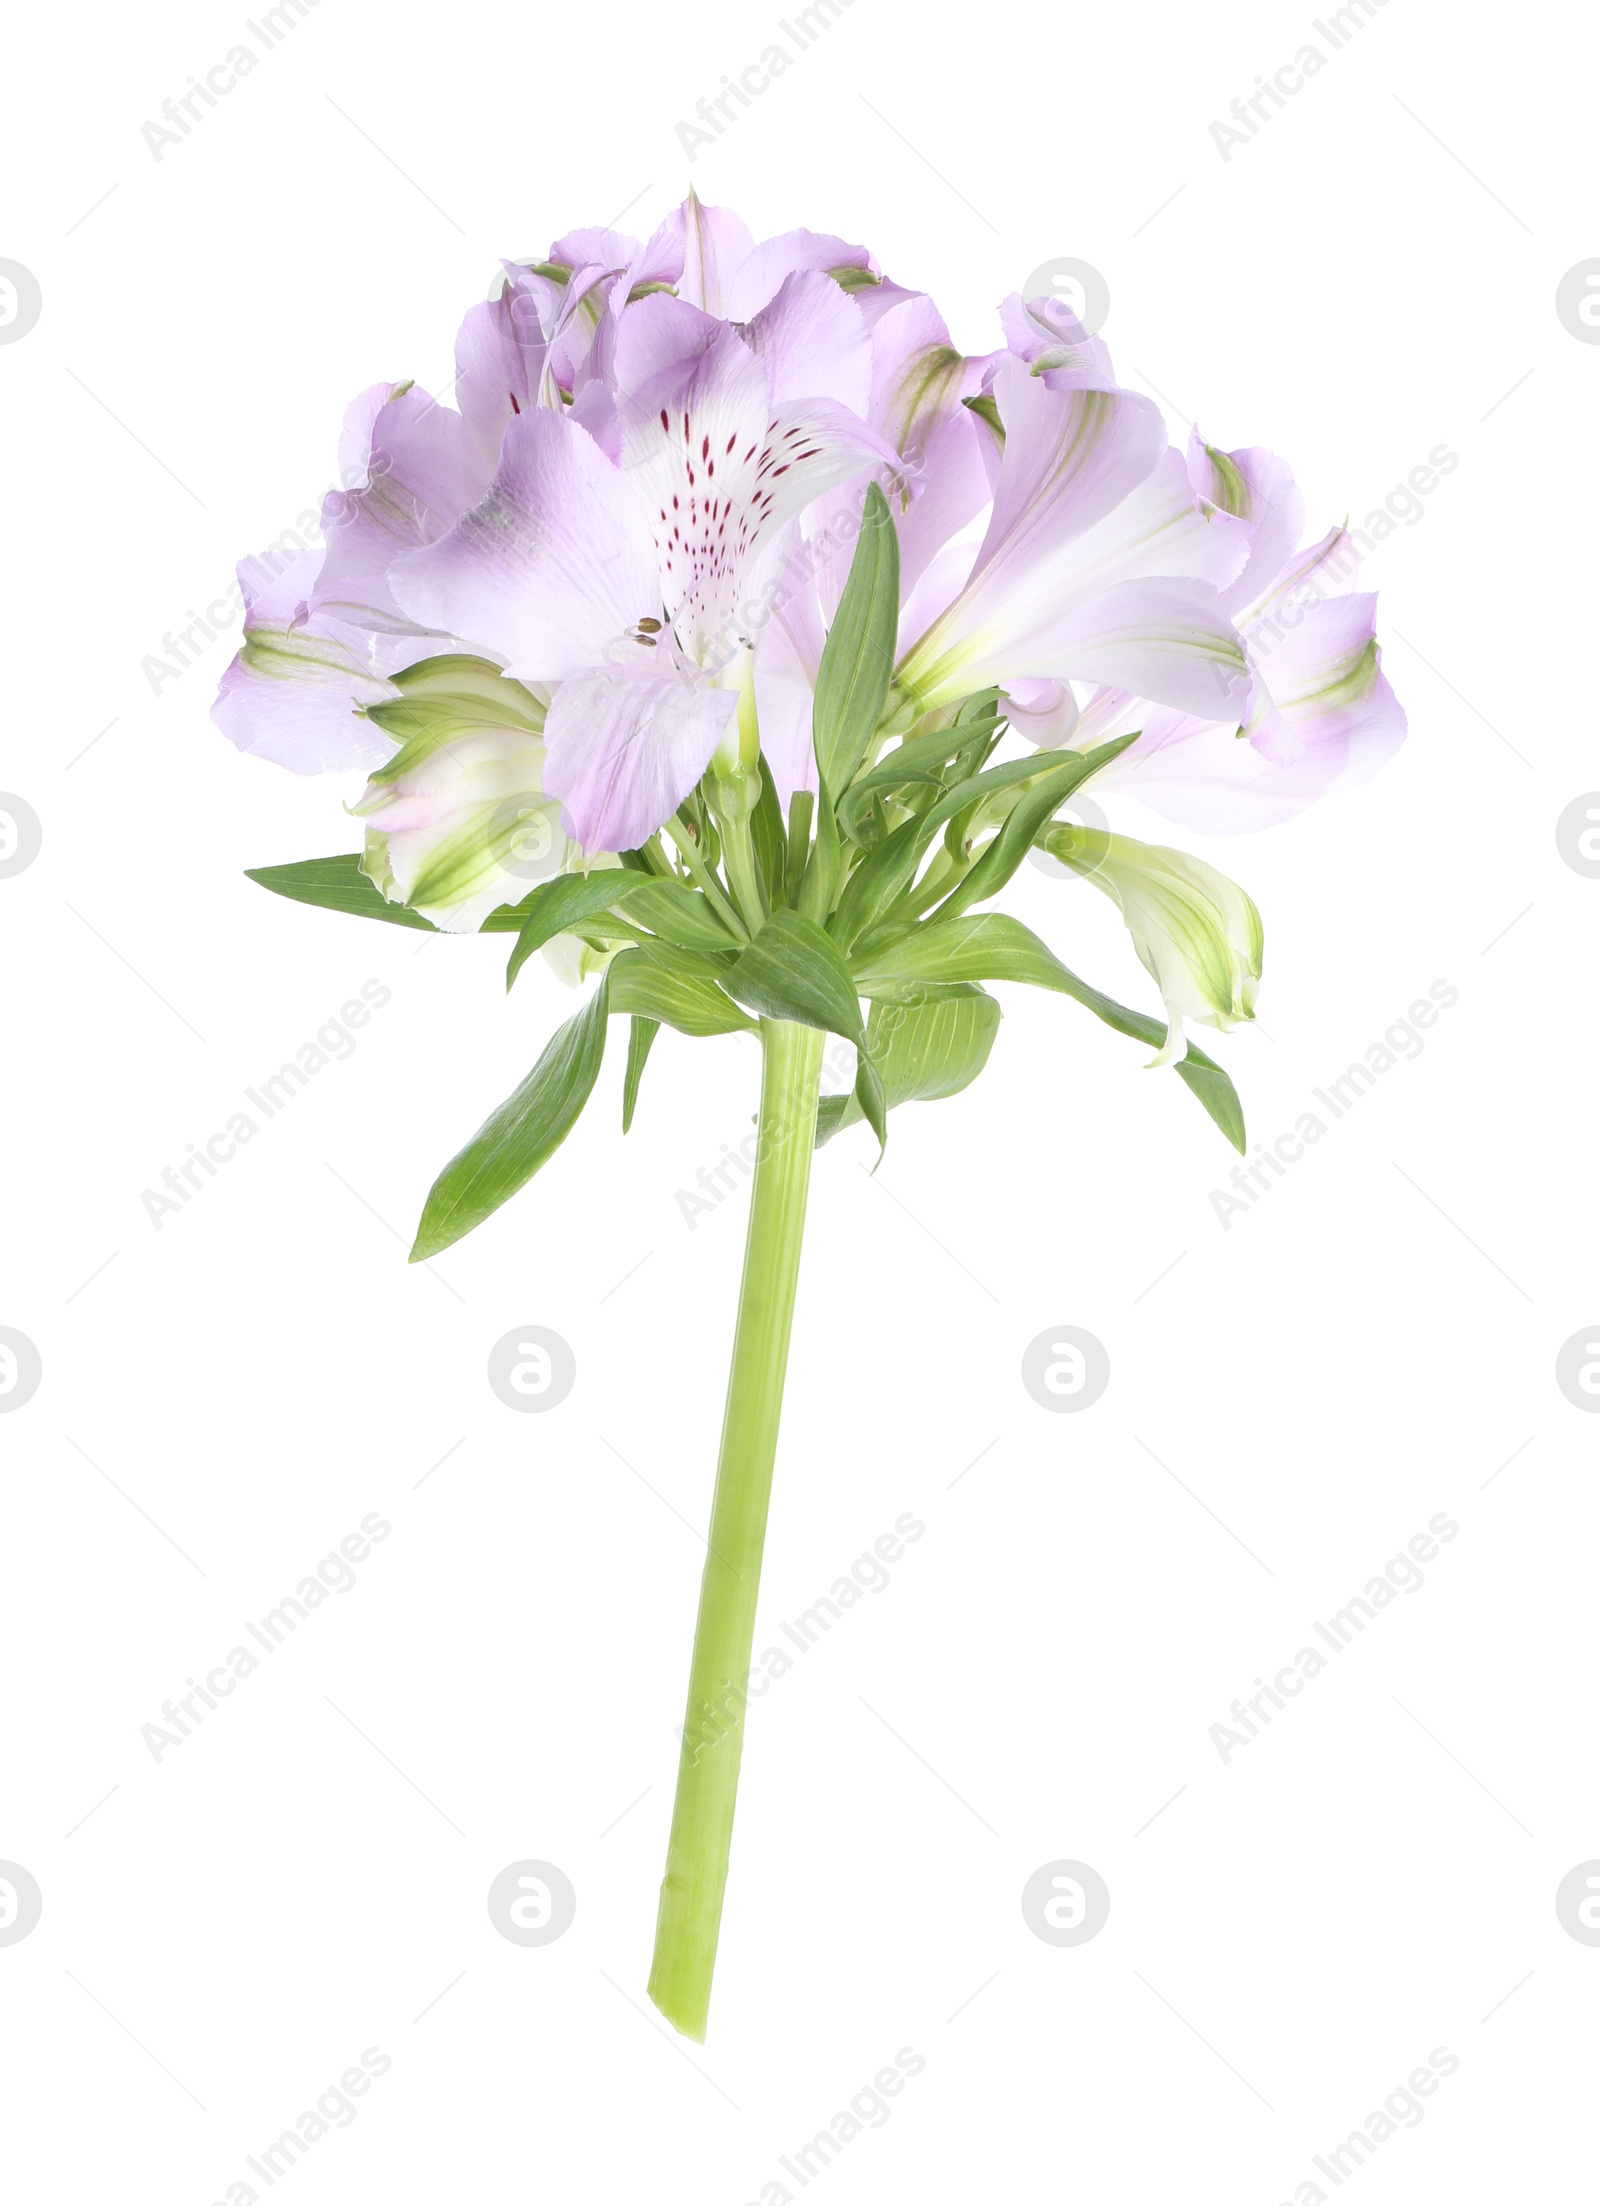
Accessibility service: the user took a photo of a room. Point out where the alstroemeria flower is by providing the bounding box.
[391,292,894,853]
[1039,825,1263,1066]
[1069,435,1406,832]
[894,361,1250,722]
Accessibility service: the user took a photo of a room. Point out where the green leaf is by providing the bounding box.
[598,876,737,951]
[811,482,900,799]
[607,942,756,1037]
[836,718,1006,846]
[246,852,545,933]
[816,987,1001,1146]
[246,854,440,930]
[622,1016,659,1133]
[410,975,611,1261]
[750,761,789,903]
[832,737,1125,955]
[727,910,884,1151]
[850,912,1246,1152]
[505,871,659,989]
[928,737,1139,925]
[727,909,863,1038]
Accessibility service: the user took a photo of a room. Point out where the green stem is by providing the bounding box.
[648,1017,825,2040]
[720,810,770,931]
[663,816,748,941]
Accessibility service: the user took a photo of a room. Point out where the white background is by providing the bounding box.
[2,0,1595,2199]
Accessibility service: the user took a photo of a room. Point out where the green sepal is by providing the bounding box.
[410,974,611,1261]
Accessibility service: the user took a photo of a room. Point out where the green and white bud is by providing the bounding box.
[352,656,571,934]
[1040,825,1262,1067]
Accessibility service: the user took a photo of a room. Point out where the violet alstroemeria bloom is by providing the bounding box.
[1070,433,1406,832]
[894,360,1251,723]
[390,291,894,853]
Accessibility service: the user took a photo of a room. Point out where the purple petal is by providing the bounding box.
[390,409,657,679]
[543,668,736,851]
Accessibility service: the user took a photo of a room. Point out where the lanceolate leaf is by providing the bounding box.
[506,871,663,989]
[410,976,611,1261]
[728,909,863,1035]
[616,877,743,950]
[928,735,1140,925]
[607,943,755,1037]
[831,735,1132,955]
[811,483,900,799]
[816,987,1001,1146]
[727,910,886,1150]
[246,854,441,930]
[850,912,1247,1151]
[836,712,1007,845]
[622,1016,659,1133]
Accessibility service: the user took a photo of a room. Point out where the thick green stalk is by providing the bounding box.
[648,1017,825,2040]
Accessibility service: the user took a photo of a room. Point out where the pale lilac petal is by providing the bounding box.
[548,225,642,271]
[744,269,872,413]
[1186,435,1304,616]
[1003,678,1079,746]
[543,667,737,850]
[998,293,1118,389]
[1030,577,1250,719]
[389,410,657,680]
[752,612,820,804]
[1244,592,1404,766]
[670,195,757,316]
[867,293,992,591]
[970,363,1169,586]
[315,384,488,634]
[211,548,406,776]
[454,295,547,471]
[611,307,893,664]
[724,228,873,321]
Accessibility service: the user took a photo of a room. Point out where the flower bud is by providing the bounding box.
[1040,826,1262,1066]
[352,657,572,933]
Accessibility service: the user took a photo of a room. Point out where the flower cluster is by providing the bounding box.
[217,195,1409,2046]
[216,191,1402,1069]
